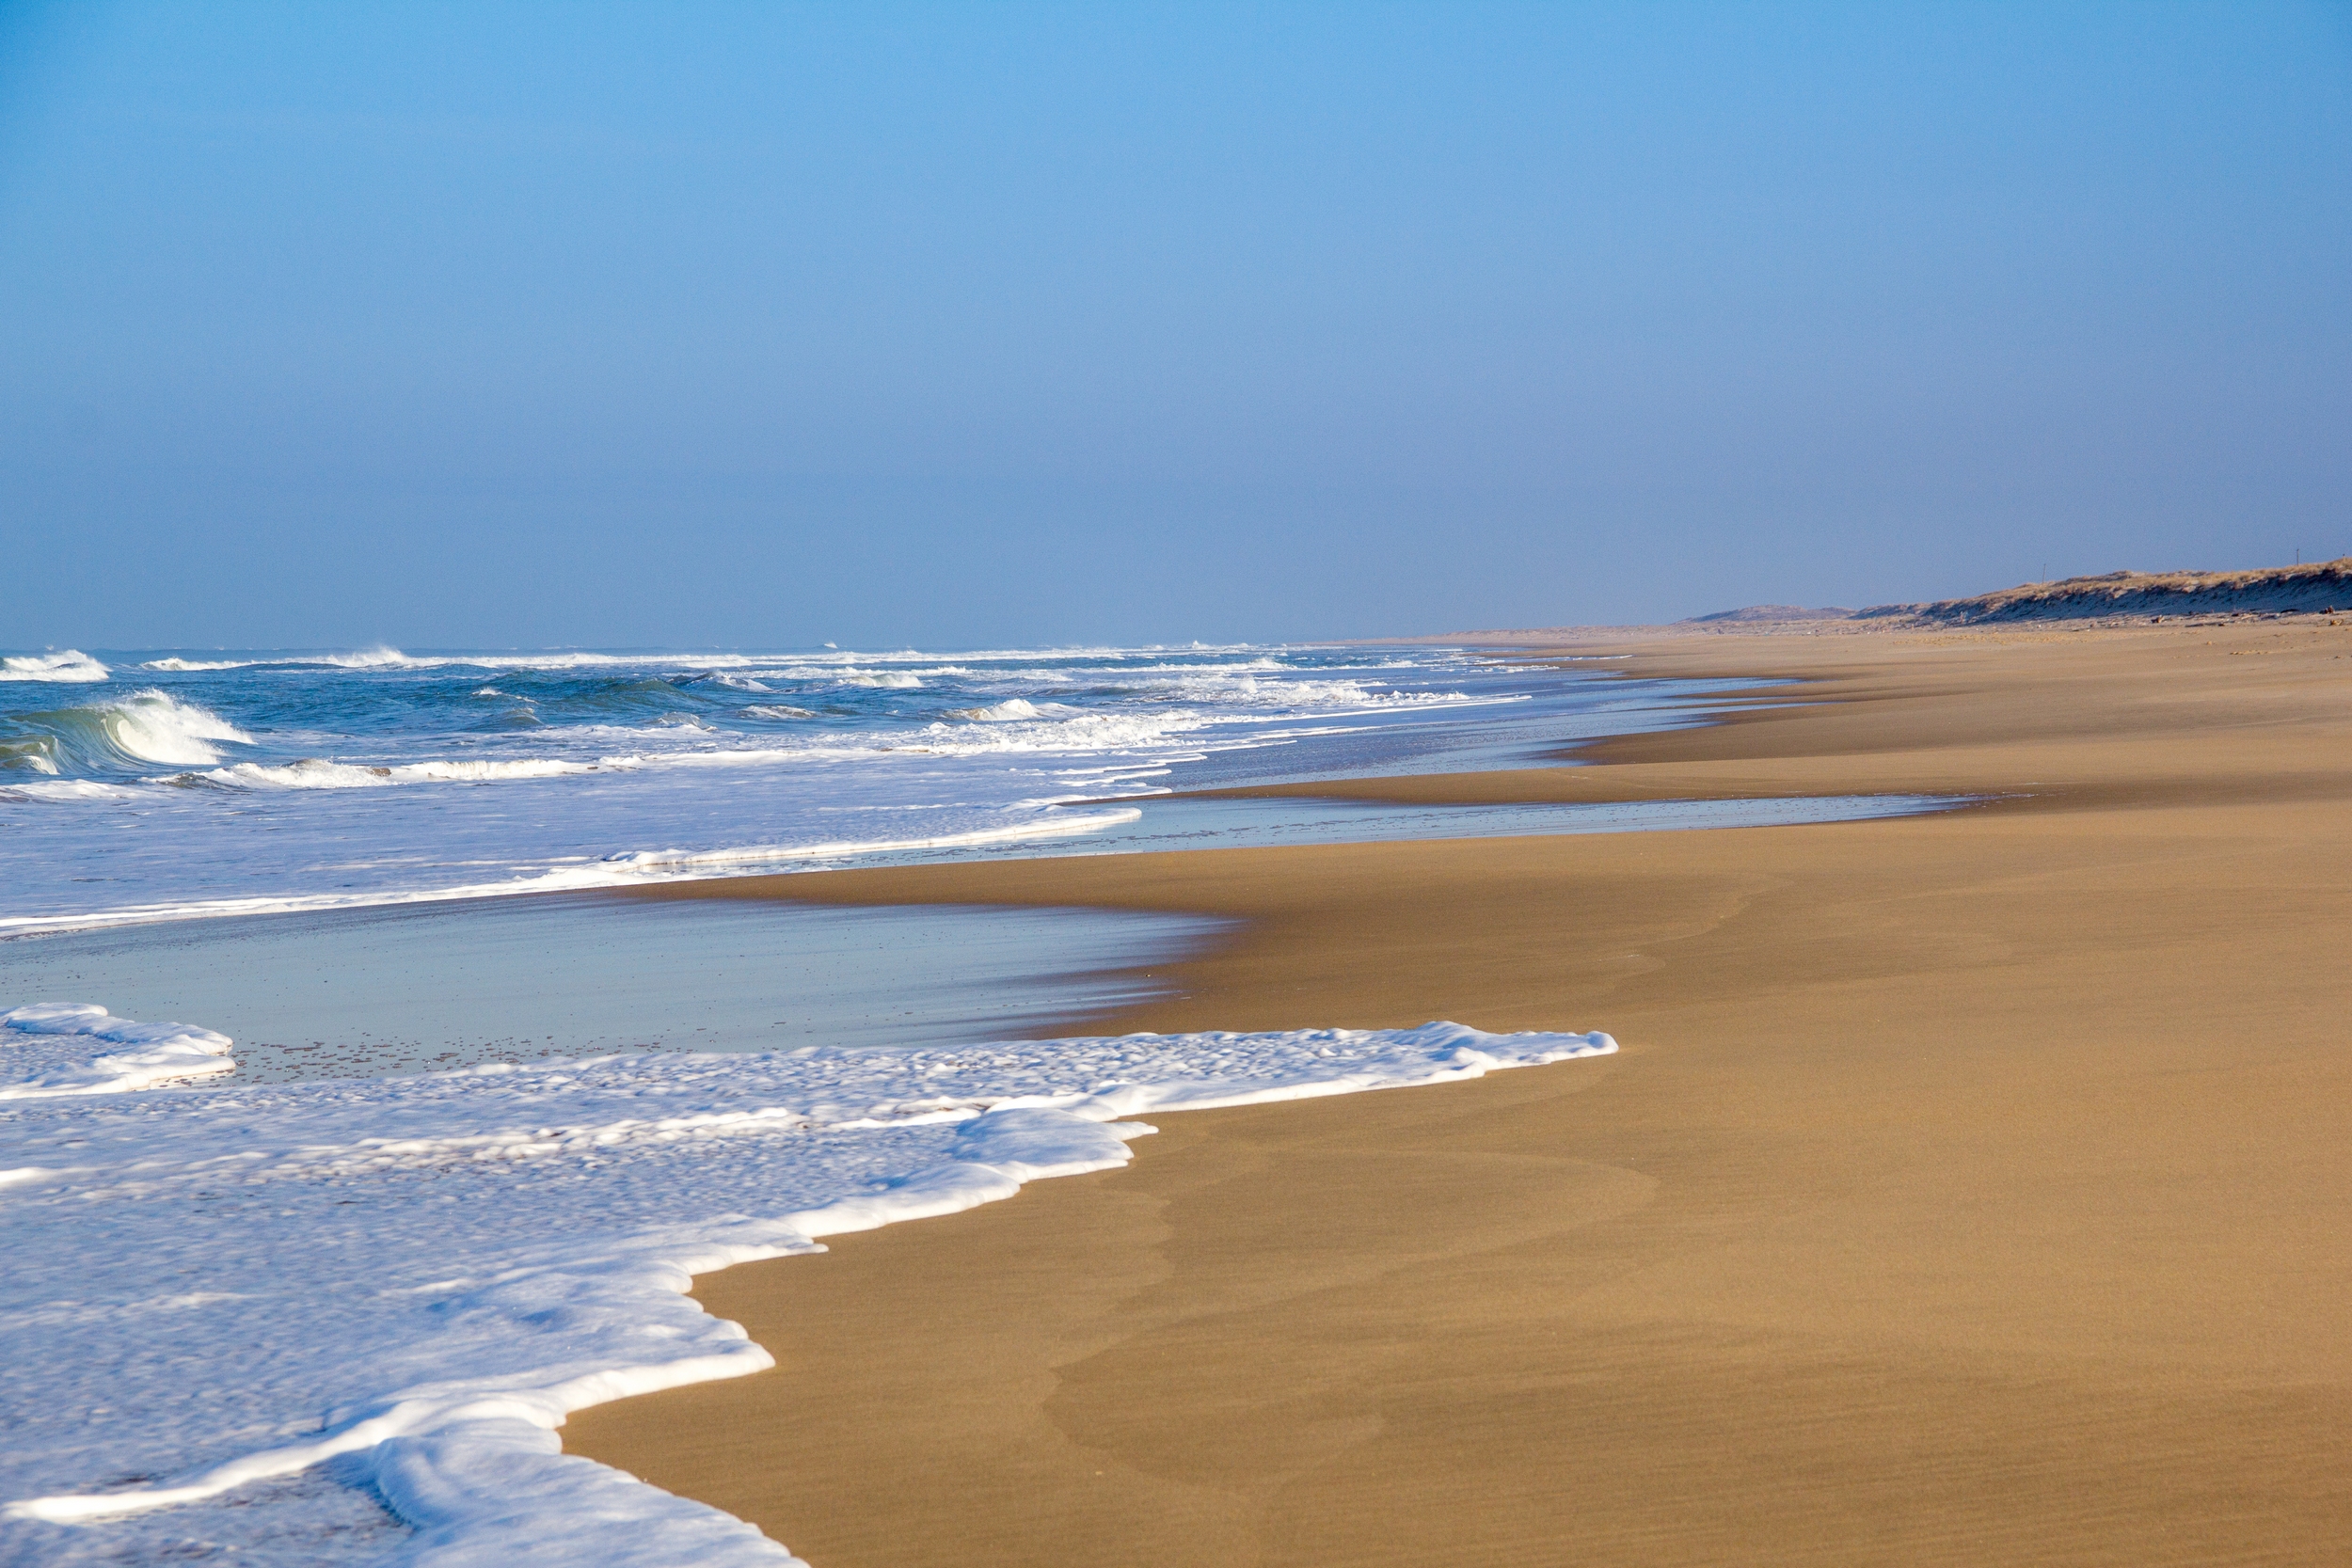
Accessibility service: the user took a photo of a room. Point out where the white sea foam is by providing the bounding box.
[192,757,601,791]
[599,806,1141,870]
[90,691,253,766]
[183,759,395,790]
[0,1004,235,1098]
[835,670,923,689]
[0,651,108,683]
[943,698,1074,722]
[0,1012,1613,1563]
[141,657,259,673]
[740,705,814,720]
[370,757,605,784]
[0,780,139,802]
[0,803,1147,935]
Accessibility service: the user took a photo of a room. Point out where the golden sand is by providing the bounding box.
[568,618,2352,1565]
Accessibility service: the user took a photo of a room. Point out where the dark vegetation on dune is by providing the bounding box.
[1853,560,2352,625]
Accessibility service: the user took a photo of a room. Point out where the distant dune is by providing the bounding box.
[1678,604,1856,625]
[1859,560,2352,625]
[1381,559,2352,645]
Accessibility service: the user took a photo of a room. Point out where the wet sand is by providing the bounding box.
[567,617,2352,1565]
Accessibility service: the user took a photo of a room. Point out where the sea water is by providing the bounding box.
[0,642,1762,933]
[0,642,1920,1564]
[0,897,1229,1083]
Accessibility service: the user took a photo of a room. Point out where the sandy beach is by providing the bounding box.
[567,617,2352,1565]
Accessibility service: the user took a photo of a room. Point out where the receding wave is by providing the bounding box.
[1,651,108,683]
[596,805,1143,869]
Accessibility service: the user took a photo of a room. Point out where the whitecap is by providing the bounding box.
[319,646,415,669]
[942,698,1073,722]
[83,691,254,767]
[0,651,107,683]
[195,759,395,790]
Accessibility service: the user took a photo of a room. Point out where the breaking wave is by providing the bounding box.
[1,651,107,684]
[8,691,254,771]
[943,698,1074,722]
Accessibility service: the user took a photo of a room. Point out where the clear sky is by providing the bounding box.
[3,2,2346,649]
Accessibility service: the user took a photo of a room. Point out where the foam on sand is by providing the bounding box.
[0,1004,235,1097]
[0,1011,1612,1565]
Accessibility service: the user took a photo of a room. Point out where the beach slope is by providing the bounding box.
[569,617,2352,1565]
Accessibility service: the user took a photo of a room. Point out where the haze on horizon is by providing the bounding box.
[2,1,2345,651]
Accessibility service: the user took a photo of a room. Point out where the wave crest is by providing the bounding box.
[13,691,253,770]
[942,698,1075,722]
[1,651,107,683]
[320,646,414,669]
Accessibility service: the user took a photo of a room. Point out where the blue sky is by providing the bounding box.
[3,2,2346,647]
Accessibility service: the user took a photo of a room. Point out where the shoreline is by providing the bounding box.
[567,617,2352,1564]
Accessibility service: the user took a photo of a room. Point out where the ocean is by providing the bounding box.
[0,641,1937,1565]
[2,641,1645,931]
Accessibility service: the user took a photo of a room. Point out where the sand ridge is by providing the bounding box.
[567,618,2352,1565]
